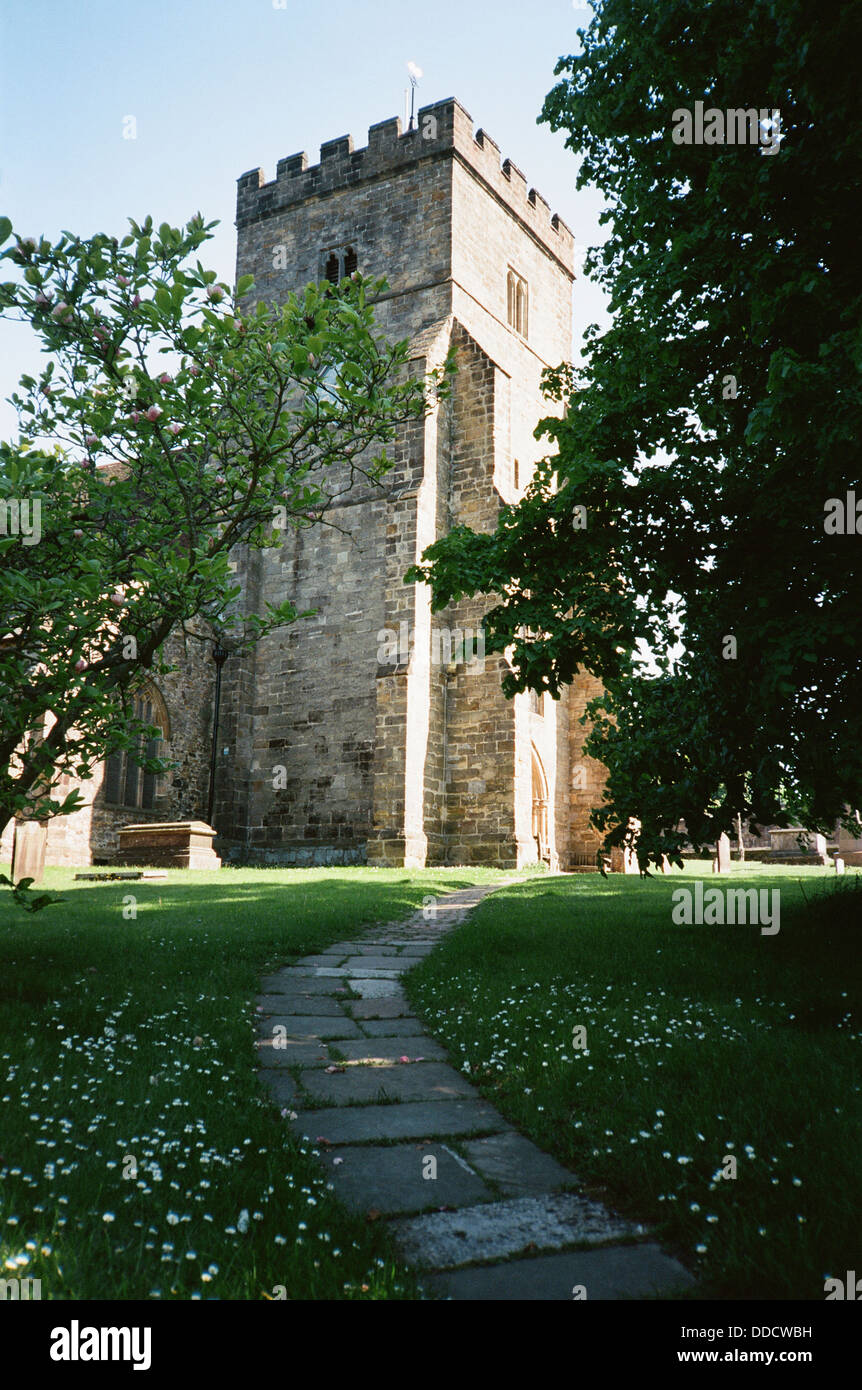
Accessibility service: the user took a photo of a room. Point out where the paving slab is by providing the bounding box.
[282,954,347,968]
[331,1036,448,1062]
[357,1017,428,1036]
[322,1142,494,1215]
[340,958,409,973]
[350,978,407,999]
[258,975,350,996]
[256,997,347,1019]
[259,1071,297,1105]
[267,1015,361,1039]
[290,1099,512,1145]
[390,1192,637,1270]
[461,1132,577,1197]
[423,1243,696,1300]
[348,998,413,1020]
[255,1039,331,1066]
[342,944,403,956]
[298,1060,478,1105]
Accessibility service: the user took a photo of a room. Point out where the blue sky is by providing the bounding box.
[0,0,609,437]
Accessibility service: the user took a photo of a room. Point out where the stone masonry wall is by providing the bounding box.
[3,626,215,870]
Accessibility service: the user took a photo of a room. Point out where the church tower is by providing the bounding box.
[217,98,605,868]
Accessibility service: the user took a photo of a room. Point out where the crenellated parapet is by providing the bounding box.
[236,97,574,272]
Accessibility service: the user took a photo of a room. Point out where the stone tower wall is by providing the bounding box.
[222,99,592,867]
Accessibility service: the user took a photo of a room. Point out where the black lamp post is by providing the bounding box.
[206,642,229,827]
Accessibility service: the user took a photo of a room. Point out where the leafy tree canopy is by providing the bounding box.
[408,0,862,863]
[0,213,449,878]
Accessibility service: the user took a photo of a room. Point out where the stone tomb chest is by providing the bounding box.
[116,821,221,870]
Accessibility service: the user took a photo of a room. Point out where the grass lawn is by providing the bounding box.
[406,862,862,1300]
[0,863,509,1300]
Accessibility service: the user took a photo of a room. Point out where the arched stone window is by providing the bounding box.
[531,746,550,863]
[516,279,528,337]
[507,268,529,337]
[103,684,169,810]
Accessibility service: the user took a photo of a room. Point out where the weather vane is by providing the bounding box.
[406,60,422,131]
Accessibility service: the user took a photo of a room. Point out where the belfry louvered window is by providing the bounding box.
[322,246,358,285]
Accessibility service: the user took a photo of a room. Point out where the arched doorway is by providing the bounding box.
[531,747,550,865]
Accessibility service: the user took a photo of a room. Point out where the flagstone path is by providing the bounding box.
[256,879,695,1300]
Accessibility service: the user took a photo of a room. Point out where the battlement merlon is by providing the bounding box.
[236,97,575,277]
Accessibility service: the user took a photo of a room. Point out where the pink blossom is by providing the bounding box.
[146,405,162,422]
[159,373,172,385]
[34,292,52,308]
[74,658,87,672]
[130,411,140,424]
[188,363,201,376]
[206,285,224,302]
[132,294,141,308]
[109,592,124,606]
[85,434,99,448]
[168,423,181,436]
[51,302,71,319]
[116,275,130,287]
[73,529,84,539]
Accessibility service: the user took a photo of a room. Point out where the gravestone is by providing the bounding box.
[712,832,731,874]
[621,816,642,874]
[11,820,49,885]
